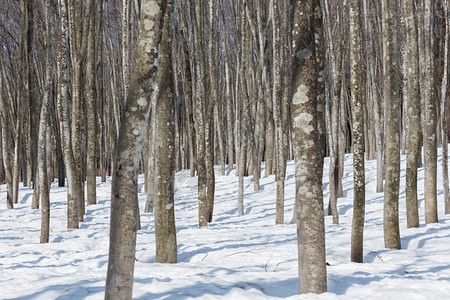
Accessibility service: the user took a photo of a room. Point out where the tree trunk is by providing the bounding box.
[350,0,365,263]
[39,0,56,243]
[105,1,167,298]
[443,0,450,215]
[190,0,208,227]
[272,1,285,225]
[422,0,438,224]
[123,0,131,100]
[154,0,176,263]
[292,0,327,293]
[404,0,420,228]
[57,0,79,229]
[225,61,234,172]
[205,0,217,222]
[382,0,401,249]
[86,0,97,206]
[0,62,14,209]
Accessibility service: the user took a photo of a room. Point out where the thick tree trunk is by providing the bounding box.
[292,0,327,293]
[105,1,167,298]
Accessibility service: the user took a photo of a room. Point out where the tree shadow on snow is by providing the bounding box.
[135,277,298,299]
[401,223,450,249]
[6,280,104,300]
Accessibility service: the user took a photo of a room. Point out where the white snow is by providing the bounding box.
[1,149,450,299]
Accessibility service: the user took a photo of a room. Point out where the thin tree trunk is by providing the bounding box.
[404,0,420,228]
[39,0,56,244]
[154,0,176,263]
[350,0,365,263]
[0,62,14,209]
[272,1,285,225]
[225,61,234,172]
[57,0,79,229]
[86,0,97,206]
[190,0,208,227]
[383,0,401,249]
[422,0,438,224]
[443,0,450,215]
[205,0,217,222]
[123,0,131,100]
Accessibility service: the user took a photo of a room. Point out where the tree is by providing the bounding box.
[189,0,208,227]
[382,0,401,249]
[272,0,286,225]
[422,0,438,224]
[105,0,168,298]
[57,0,79,229]
[39,0,56,244]
[154,0,176,263]
[0,60,14,210]
[350,0,365,263]
[324,0,343,224]
[404,0,420,228]
[442,0,450,215]
[86,0,98,206]
[292,0,327,293]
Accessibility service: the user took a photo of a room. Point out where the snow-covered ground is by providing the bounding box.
[1,150,450,299]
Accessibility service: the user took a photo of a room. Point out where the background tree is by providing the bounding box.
[350,0,365,263]
[154,0,177,264]
[404,0,420,228]
[382,0,401,249]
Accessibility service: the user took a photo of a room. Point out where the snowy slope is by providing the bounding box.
[1,150,450,299]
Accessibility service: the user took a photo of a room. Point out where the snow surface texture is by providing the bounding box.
[1,151,450,299]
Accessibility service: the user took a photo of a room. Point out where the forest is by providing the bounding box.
[1,0,450,298]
